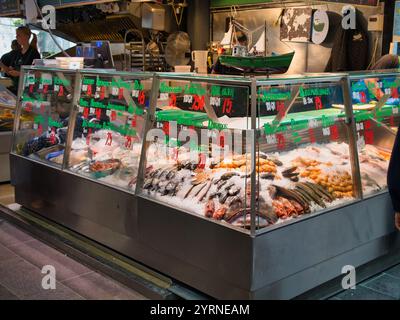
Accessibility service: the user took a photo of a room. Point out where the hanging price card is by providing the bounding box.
[100,86,105,100]
[96,108,102,120]
[392,87,399,98]
[111,87,119,96]
[58,85,64,97]
[163,122,170,136]
[266,101,276,112]
[131,115,137,127]
[105,132,113,146]
[125,136,132,149]
[87,85,92,97]
[83,108,89,118]
[192,95,205,111]
[118,88,124,100]
[308,119,319,129]
[322,127,331,136]
[43,85,49,94]
[393,106,399,115]
[360,91,367,103]
[132,90,139,98]
[265,134,277,145]
[364,119,372,130]
[111,111,117,121]
[160,93,169,100]
[29,84,34,93]
[356,122,364,131]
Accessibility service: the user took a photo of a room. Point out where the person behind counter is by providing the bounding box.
[2,26,41,94]
[0,40,21,70]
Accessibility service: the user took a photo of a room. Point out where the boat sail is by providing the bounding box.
[220,23,234,46]
[249,30,265,54]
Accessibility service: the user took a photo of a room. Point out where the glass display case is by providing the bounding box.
[349,70,399,197]
[10,66,400,300]
[0,83,17,132]
[11,67,399,232]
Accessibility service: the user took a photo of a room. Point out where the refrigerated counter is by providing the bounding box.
[10,66,400,299]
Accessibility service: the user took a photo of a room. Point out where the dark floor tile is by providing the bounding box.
[0,221,36,247]
[334,285,395,300]
[9,240,92,282]
[0,257,81,299]
[0,243,19,262]
[63,272,146,300]
[384,264,400,279]
[362,274,400,299]
[0,284,19,300]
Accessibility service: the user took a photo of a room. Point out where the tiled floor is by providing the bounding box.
[0,211,147,300]
[0,183,147,300]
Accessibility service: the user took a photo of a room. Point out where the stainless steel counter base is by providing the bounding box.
[0,131,12,182]
[10,154,400,299]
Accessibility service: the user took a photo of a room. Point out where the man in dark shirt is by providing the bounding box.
[0,40,21,68]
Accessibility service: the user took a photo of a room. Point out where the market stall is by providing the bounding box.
[0,84,17,182]
[10,66,400,299]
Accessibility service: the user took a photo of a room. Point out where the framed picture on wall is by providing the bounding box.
[280,8,313,43]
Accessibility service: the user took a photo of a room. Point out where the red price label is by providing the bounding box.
[330,125,339,140]
[276,133,286,150]
[170,94,177,107]
[138,91,145,105]
[86,128,92,145]
[364,120,372,130]
[315,96,323,110]
[198,153,206,169]
[277,101,285,117]
[105,132,113,146]
[192,95,205,111]
[360,92,367,103]
[125,136,132,149]
[118,88,124,100]
[96,108,102,120]
[131,115,137,127]
[58,85,64,97]
[390,115,395,127]
[219,134,225,148]
[163,122,170,135]
[392,87,399,99]
[222,98,233,115]
[364,130,374,145]
[50,129,56,145]
[29,84,34,93]
[87,85,92,97]
[25,103,32,112]
[83,108,89,119]
[43,85,49,94]
[308,128,316,143]
[111,111,117,121]
[100,86,105,100]
[38,124,43,135]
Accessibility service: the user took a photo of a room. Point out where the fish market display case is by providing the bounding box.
[10,67,400,299]
[0,84,18,182]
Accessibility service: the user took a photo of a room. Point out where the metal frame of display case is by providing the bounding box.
[10,66,400,299]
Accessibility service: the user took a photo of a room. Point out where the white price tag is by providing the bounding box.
[183,95,193,104]
[79,107,84,113]
[54,85,59,92]
[393,107,399,115]
[39,84,43,90]
[266,134,277,144]
[90,108,95,114]
[33,123,38,130]
[106,110,111,117]
[322,127,331,136]
[82,85,88,92]
[308,119,319,129]
[210,97,221,107]
[384,88,391,95]
[132,90,139,98]
[266,101,276,112]
[112,87,119,96]
[160,93,169,100]
[357,134,366,149]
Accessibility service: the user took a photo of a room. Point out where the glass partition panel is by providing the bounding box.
[13,68,76,167]
[66,71,153,192]
[349,70,400,196]
[139,76,253,230]
[255,76,358,230]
